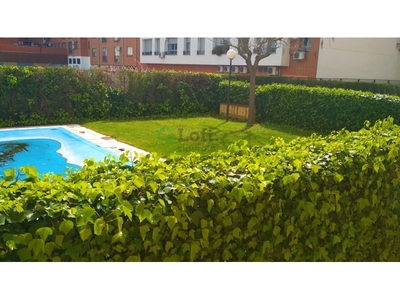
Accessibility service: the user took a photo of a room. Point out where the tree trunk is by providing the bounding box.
[247,67,256,126]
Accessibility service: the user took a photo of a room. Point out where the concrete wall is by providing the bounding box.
[316,38,400,82]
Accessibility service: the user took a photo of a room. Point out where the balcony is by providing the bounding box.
[183,50,190,55]
[142,51,152,55]
[197,50,205,55]
[165,50,177,55]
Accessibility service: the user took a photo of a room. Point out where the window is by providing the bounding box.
[92,48,97,57]
[114,47,120,62]
[154,38,160,55]
[114,38,119,42]
[68,58,72,64]
[213,38,230,47]
[183,38,190,55]
[212,38,230,55]
[142,39,152,55]
[166,38,177,55]
[127,46,133,56]
[102,38,107,43]
[73,58,76,64]
[302,38,311,52]
[62,42,66,49]
[77,58,81,64]
[197,38,205,55]
[254,39,277,54]
[102,48,107,62]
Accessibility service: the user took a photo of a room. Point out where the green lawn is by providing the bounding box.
[83,116,313,157]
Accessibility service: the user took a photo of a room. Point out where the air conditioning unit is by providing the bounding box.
[232,66,239,73]
[267,67,278,76]
[239,66,248,74]
[293,51,305,60]
[217,66,224,73]
[159,52,165,58]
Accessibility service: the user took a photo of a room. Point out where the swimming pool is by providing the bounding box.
[0,126,119,177]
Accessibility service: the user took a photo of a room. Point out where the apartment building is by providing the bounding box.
[139,37,400,83]
[140,37,291,75]
[84,38,141,71]
[0,38,68,66]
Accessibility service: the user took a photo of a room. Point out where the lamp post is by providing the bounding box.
[226,48,237,121]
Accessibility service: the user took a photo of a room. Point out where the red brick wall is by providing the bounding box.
[88,38,141,69]
[280,38,320,79]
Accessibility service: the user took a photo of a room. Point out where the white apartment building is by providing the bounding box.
[139,38,291,74]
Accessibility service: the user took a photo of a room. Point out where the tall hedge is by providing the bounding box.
[1,118,400,261]
[0,66,222,127]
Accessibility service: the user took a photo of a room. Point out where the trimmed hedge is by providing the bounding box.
[232,75,400,97]
[0,66,222,127]
[1,118,400,261]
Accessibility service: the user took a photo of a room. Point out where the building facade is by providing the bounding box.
[138,37,400,83]
[85,38,141,71]
[0,38,68,66]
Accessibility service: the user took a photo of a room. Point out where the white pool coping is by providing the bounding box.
[61,124,150,159]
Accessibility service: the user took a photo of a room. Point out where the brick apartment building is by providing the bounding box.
[0,38,68,66]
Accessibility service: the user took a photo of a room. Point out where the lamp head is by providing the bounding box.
[227,49,237,60]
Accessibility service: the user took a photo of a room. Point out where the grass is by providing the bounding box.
[83,116,314,157]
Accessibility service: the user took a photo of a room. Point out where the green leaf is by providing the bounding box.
[293,159,302,170]
[16,233,32,246]
[200,219,208,229]
[79,228,92,242]
[28,239,45,257]
[94,218,106,236]
[59,220,74,235]
[232,227,241,239]
[4,169,16,181]
[332,235,341,245]
[149,181,158,193]
[121,200,133,221]
[140,225,150,240]
[207,199,214,213]
[45,242,56,257]
[116,217,123,232]
[35,227,53,242]
[247,217,258,230]
[17,248,31,261]
[273,225,281,237]
[190,241,201,261]
[165,241,174,252]
[126,255,141,262]
[286,224,294,237]
[6,239,18,251]
[202,229,209,241]
[0,213,6,226]
[333,173,344,183]
[152,227,161,243]
[231,187,245,202]
[167,216,178,230]
[274,234,284,246]
[55,235,64,247]
[133,177,146,188]
[291,172,300,182]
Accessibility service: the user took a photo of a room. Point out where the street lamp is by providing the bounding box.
[226,48,237,121]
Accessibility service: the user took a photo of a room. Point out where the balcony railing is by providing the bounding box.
[142,51,152,55]
[197,50,205,55]
[165,50,177,55]
[183,50,190,55]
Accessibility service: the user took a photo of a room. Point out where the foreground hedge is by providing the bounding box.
[1,118,400,261]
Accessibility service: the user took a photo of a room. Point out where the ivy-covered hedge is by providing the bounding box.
[232,75,400,96]
[219,81,400,133]
[1,118,400,261]
[0,66,222,127]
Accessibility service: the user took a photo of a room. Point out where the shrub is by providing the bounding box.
[1,118,400,261]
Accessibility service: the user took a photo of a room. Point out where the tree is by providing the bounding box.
[230,38,282,126]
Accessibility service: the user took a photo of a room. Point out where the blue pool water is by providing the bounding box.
[0,126,118,177]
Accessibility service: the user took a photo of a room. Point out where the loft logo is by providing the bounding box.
[157,126,228,145]
[177,128,218,142]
